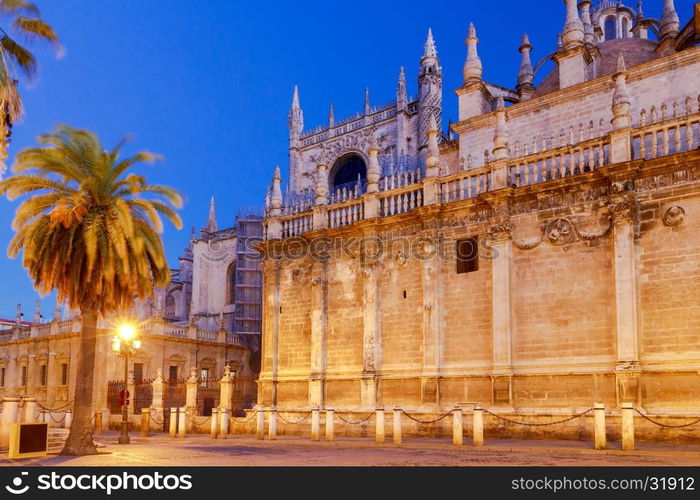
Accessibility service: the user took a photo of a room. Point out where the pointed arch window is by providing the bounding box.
[165,294,176,318]
[604,17,616,41]
[226,262,237,305]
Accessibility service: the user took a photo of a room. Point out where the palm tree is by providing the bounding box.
[0,0,61,123]
[0,125,183,455]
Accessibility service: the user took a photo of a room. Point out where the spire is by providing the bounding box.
[636,0,644,21]
[397,66,408,111]
[423,28,437,59]
[492,96,510,161]
[328,103,335,128]
[659,0,679,40]
[463,23,483,84]
[364,88,371,115]
[288,85,303,139]
[206,196,217,233]
[517,33,535,101]
[562,0,584,50]
[611,53,632,130]
[579,0,595,45]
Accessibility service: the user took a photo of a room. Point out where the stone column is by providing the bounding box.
[185,368,198,411]
[308,262,327,408]
[610,54,632,165]
[0,397,19,446]
[419,227,442,406]
[609,194,641,406]
[46,352,57,405]
[264,262,281,406]
[219,365,233,412]
[361,263,380,408]
[150,369,164,416]
[485,194,514,408]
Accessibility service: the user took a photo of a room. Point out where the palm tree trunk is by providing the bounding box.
[60,309,99,455]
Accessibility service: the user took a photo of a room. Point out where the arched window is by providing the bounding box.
[621,17,629,38]
[604,17,616,41]
[330,153,367,190]
[226,262,236,305]
[165,294,176,318]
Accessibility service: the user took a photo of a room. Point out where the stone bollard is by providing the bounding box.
[177,407,186,438]
[268,407,277,441]
[21,398,37,423]
[311,408,320,441]
[0,397,20,447]
[219,407,229,439]
[168,407,177,438]
[452,405,463,446]
[393,406,402,445]
[325,408,334,442]
[472,404,484,446]
[621,402,634,451]
[94,411,103,435]
[256,407,265,440]
[141,408,149,437]
[210,408,219,439]
[375,408,385,444]
[594,403,606,450]
[64,410,72,429]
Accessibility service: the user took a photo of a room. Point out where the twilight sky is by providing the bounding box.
[0,0,695,318]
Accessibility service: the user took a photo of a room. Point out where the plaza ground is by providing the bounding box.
[3,431,700,466]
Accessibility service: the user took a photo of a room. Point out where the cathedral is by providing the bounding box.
[257,0,700,439]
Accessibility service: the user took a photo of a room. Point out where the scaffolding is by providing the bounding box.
[233,207,263,337]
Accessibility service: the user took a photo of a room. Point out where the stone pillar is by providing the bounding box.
[452,406,463,446]
[46,352,57,406]
[621,402,635,451]
[473,404,484,446]
[141,408,149,437]
[610,54,632,165]
[375,408,385,443]
[264,262,281,407]
[594,403,606,450]
[256,407,265,440]
[94,410,103,435]
[361,263,380,408]
[309,262,327,408]
[64,409,72,429]
[185,367,198,416]
[0,397,19,447]
[219,365,233,412]
[168,408,177,438]
[219,407,229,438]
[21,397,37,423]
[315,163,329,206]
[485,195,514,408]
[151,368,164,411]
[311,408,320,441]
[392,406,402,445]
[420,229,442,406]
[268,407,277,440]
[609,195,641,406]
[177,407,186,438]
[325,408,334,442]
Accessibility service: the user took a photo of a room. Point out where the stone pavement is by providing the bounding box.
[3,432,700,466]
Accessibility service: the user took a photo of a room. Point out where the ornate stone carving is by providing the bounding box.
[513,216,612,250]
[312,126,381,166]
[545,218,575,245]
[662,205,685,227]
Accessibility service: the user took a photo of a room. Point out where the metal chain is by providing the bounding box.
[277,411,312,425]
[335,411,375,425]
[36,400,73,413]
[401,409,453,424]
[48,412,66,424]
[188,414,212,426]
[482,407,593,427]
[149,413,164,426]
[634,409,700,429]
[236,410,258,423]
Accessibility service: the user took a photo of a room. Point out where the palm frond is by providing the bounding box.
[11,17,62,55]
[0,34,36,78]
[0,0,39,16]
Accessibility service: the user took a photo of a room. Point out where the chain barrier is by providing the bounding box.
[401,409,454,424]
[47,412,67,424]
[277,411,312,425]
[188,414,212,426]
[335,411,375,425]
[235,410,258,423]
[149,413,164,426]
[482,407,594,427]
[35,400,73,413]
[634,409,700,429]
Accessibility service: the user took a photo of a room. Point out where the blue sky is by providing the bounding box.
[0,0,695,318]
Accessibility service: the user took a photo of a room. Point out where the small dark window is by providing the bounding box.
[456,237,479,274]
[39,365,47,386]
[403,290,407,299]
[60,363,68,385]
[169,365,178,382]
[133,363,144,384]
[20,366,27,387]
[0,367,5,387]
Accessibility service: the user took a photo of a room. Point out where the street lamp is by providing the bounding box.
[111,323,142,444]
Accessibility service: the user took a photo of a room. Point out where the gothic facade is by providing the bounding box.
[258,0,700,438]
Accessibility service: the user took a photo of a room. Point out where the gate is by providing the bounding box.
[162,378,186,432]
[134,379,153,415]
[107,380,125,415]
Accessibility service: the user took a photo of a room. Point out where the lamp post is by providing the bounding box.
[111,324,142,445]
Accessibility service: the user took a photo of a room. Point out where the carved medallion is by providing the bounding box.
[545,218,575,245]
[662,206,685,227]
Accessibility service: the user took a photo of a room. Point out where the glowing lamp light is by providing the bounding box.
[117,323,136,341]
[132,339,142,350]
[111,335,121,353]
